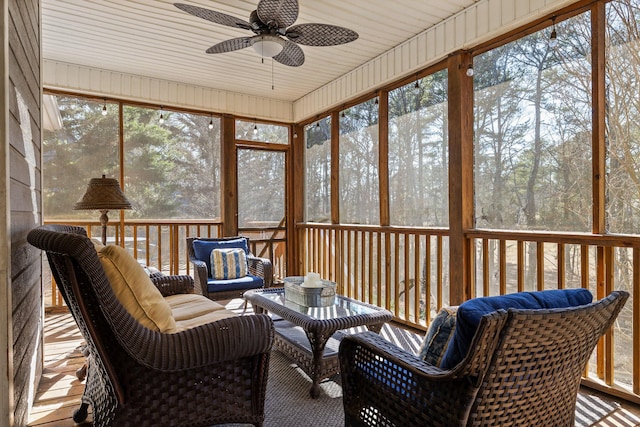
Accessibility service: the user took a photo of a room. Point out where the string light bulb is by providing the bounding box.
[101,99,107,116]
[159,106,165,124]
[549,18,558,48]
[466,63,474,77]
[208,115,214,130]
[253,123,258,134]
[414,80,420,89]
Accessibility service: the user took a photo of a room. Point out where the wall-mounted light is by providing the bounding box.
[466,63,474,77]
[159,106,165,124]
[101,99,107,116]
[549,17,558,48]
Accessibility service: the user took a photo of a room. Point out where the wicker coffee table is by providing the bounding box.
[243,287,393,398]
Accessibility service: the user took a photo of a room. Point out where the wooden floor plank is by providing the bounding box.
[29,303,640,427]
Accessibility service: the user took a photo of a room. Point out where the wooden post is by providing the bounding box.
[448,52,474,305]
[331,111,340,224]
[221,115,237,237]
[378,90,390,227]
[289,123,304,275]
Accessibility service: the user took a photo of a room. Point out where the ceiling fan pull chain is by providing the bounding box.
[272,59,275,90]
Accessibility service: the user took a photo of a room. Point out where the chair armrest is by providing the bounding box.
[151,274,195,297]
[340,310,509,427]
[339,331,479,426]
[119,313,274,371]
[247,255,273,288]
[188,256,209,296]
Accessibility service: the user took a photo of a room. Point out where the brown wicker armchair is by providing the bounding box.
[29,225,274,427]
[339,290,629,427]
[187,236,273,300]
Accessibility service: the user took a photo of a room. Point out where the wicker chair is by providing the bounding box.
[339,290,629,427]
[187,236,273,300]
[29,225,274,427]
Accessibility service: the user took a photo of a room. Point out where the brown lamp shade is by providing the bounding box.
[74,175,132,211]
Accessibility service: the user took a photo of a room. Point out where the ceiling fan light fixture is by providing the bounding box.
[252,35,285,58]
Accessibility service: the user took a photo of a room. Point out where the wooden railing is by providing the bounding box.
[43,219,287,306]
[467,229,639,402]
[298,223,450,330]
[297,223,640,403]
[43,218,639,402]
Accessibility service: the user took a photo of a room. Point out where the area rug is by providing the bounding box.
[221,349,622,427]
[221,350,344,427]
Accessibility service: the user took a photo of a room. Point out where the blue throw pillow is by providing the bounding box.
[418,306,457,366]
[439,288,593,370]
[192,238,249,278]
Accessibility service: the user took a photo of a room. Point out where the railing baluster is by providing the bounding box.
[634,248,640,395]
[537,242,544,291]
[376,231,382,308]
[500,240,506,295]
[558,243,565,289]
[482,239,489,297]
[605,246,614,386]
[425,234,431,323]
[414,234,421,325]
[404,233,410,321]
[436,235,442,309]
[517,241,524,292]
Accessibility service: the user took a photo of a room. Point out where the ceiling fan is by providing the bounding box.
[174,0,359,67]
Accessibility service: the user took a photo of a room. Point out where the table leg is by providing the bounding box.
[367,322,384,334]
[304,330,333,398]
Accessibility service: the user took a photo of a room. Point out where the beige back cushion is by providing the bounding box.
[98,244,176,333]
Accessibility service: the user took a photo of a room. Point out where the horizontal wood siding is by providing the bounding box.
[43,60,294,123]
[293,0,577,122]
[9,0,42,425]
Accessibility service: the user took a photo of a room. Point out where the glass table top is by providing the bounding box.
[251,288,383,321]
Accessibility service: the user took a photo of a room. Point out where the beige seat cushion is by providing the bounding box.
[98,244,176,333]
[165,293,237,333]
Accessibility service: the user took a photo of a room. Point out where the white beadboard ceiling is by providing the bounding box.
[42,0,480,102]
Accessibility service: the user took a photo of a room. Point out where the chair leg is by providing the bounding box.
[76,345,90,381]
[73,402,89,423]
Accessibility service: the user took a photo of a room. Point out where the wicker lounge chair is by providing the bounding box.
[339,290,629,427]
[29,225,274,427]
[187,236,273,300]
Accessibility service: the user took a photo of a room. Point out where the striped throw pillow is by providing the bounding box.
[210,248,248,279]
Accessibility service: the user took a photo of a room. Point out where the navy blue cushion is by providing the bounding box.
[207,274,263,293]
[192,238,249,278]
[439,288,593,370]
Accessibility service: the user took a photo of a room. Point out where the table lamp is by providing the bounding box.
[74,175,132,245]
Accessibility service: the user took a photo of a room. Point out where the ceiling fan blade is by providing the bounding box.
[273,40,304,67]
[206,37,252,54]
[174,3,251,30]
[256,0,299,29]
[286,23,358,46]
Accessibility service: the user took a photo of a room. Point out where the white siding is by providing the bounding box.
[43,59,294,122]
[293,0,578,122]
